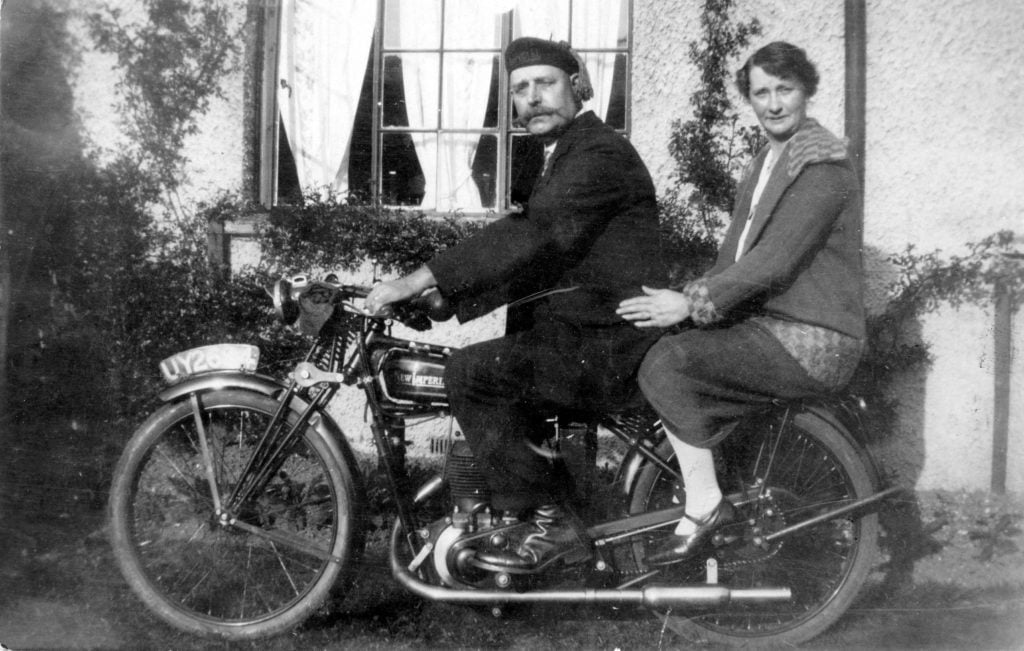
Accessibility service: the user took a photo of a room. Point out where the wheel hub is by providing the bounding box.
[717,495,787,568]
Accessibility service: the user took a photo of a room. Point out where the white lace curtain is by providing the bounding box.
[277,0,625,206]
[397,0,498,211]
[277,0,376,196]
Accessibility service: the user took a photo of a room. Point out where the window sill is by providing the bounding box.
[223,212,265,238]
[228,207,508,236]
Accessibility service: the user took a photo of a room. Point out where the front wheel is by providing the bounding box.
[629,409,880,647]
[108,389,363,640]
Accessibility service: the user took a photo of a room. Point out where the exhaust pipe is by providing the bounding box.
[390,528,790,607]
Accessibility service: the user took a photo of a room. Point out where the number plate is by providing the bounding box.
[159,344,260,384]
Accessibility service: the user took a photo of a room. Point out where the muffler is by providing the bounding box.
[390,527,790,608]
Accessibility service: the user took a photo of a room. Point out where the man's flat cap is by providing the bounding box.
[505,37,579,74]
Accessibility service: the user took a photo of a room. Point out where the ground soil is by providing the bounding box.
[2,417,1023,649]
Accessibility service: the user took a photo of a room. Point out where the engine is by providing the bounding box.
[425,440,529,587]
[444,440,491,522]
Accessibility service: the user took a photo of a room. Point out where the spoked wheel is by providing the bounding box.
[108,389,363,640]
[628,410,879,647]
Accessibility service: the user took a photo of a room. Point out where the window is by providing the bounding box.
[262,0,631,214]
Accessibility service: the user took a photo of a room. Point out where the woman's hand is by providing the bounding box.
[616,286,690,328]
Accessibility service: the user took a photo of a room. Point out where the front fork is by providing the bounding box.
[369,414,423,555]
[188,379,338,525]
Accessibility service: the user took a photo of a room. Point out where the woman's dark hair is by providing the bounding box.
[736,41,819,99]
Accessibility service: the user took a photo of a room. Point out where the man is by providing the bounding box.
[365,37,664,569]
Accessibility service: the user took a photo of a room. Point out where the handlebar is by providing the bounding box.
[271,275,453,331]
[404,289,456,322]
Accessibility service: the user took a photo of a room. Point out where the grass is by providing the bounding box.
[2,415,1023,649]
[4,504,1023,650]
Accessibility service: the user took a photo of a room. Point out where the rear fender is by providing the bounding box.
[801,400,883,488]
[615,400,883,502]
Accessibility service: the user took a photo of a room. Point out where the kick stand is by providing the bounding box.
[705,557,718,584]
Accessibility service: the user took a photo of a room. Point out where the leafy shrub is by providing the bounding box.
[4,0,245,425]
[255,193,482,277]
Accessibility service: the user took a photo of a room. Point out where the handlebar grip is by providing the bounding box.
[410,289,455,322]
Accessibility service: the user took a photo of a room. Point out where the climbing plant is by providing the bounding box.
[87,0,240,215]
[659,0,763,283]
[850,230,1024,427]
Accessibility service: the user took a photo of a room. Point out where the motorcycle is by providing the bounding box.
[107,273,899,646]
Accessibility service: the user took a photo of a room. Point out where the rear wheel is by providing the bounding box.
[108,389,362,640]
[629,410,879,647]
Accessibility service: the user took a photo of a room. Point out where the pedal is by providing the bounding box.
[408,541,433,573]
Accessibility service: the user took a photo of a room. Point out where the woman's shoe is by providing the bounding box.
[645,499,736,567]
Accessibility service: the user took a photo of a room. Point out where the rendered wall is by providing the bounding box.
[633,0,1024,492]
[69,2,247,212]
[61,0,1023,490]
[865,0,1024,493]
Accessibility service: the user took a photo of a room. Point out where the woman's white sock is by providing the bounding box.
[666,430,722,536]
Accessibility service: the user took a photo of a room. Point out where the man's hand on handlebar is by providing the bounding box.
[363,279,416,315]
[364,265,438,315]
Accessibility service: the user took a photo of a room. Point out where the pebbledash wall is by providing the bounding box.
[68,0,1023,493]
[632,0,1024,493]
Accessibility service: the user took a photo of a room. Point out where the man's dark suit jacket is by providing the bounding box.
[427,111,665,407]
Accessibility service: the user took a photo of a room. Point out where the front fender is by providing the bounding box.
[157,371,363,491]
[157,371,286,403]
[153,370,370,563]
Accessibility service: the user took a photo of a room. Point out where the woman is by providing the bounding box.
[616,41,865,566]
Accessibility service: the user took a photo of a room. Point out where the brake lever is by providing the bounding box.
[343,301,393,319]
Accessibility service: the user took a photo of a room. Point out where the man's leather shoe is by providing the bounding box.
[645,499,736,567]
[479,504,592,570]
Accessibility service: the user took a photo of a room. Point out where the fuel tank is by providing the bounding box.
[376,346,449,407]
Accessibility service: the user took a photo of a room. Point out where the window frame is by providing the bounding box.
[259,0,632,214]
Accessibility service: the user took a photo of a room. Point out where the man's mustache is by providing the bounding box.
[513,109,552,128]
